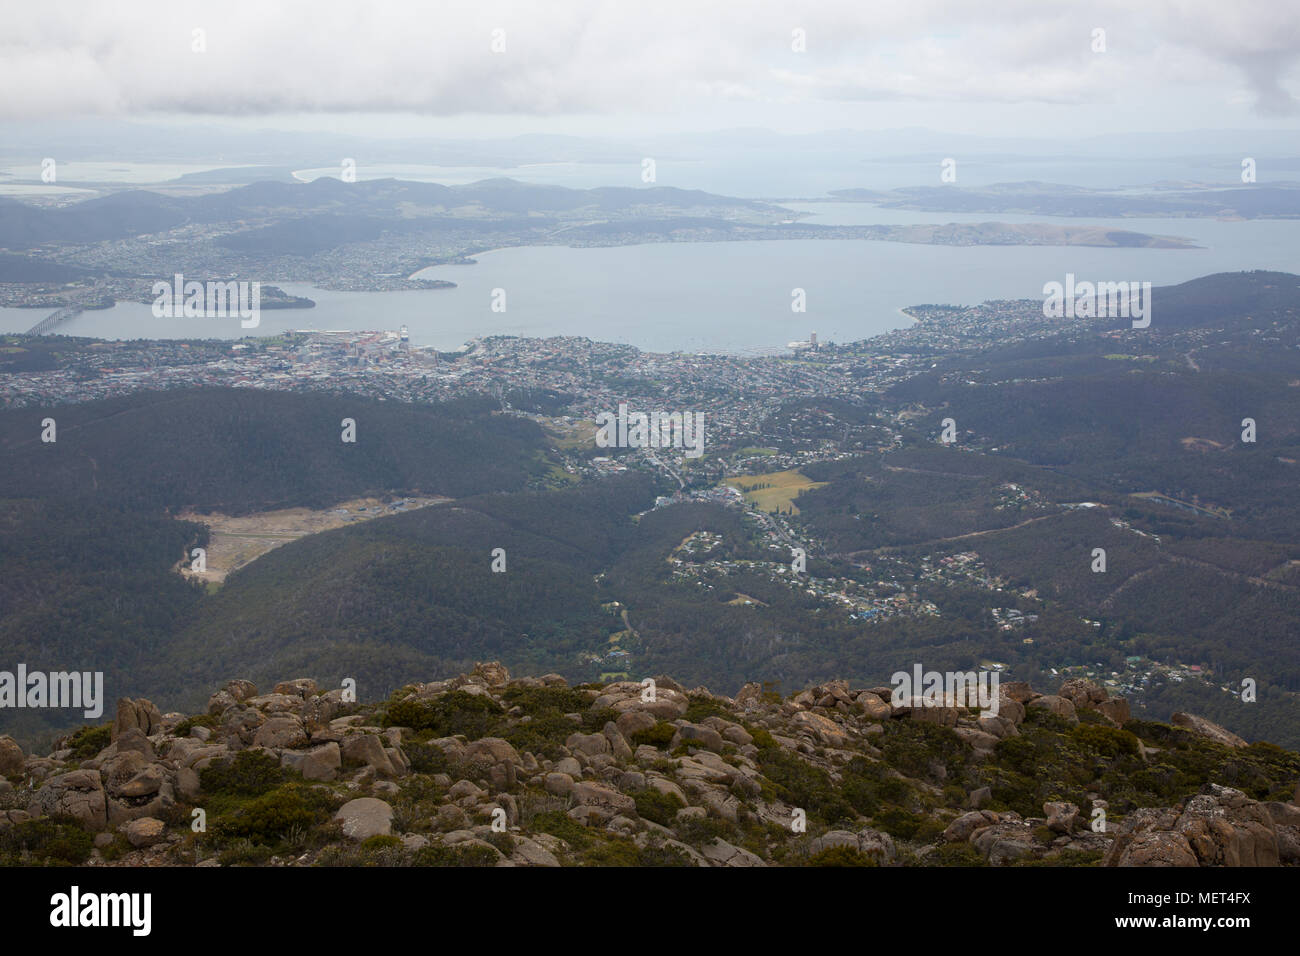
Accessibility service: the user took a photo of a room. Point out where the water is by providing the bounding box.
[3,208,1296,354]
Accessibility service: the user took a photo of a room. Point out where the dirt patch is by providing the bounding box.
[177,495,450,584]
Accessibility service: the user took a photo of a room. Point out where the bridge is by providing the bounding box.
[26,306,84,335]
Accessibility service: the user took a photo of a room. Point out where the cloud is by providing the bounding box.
[0,0,1295,120]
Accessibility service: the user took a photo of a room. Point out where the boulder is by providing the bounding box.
[1057,679,1107,708]
[733,682,765,711]
[592,681,688,720]
[32,769,107,829]
[340,734,397,777]
[465,738,522,766]
[971,821,1039,865]
[332,797,393,841]
[569,782,636,816]
[272,679,318,699]
[1108,830,1199,867]
[544,772,575,797]
[856,693,892,721]
[700,838,766,867]
[1095,697,1131,725]
[614,711,658,740]
[111,698,162,740]
[808,827,896,863]
[891,697,958,728]
[252,715,309,750]
[1000,681,1038,703]
[0,736,25,775]
[1104,786,1280,867]
[977,714,1019,739]
[1171,713,1248,749]
[1044,801,1080,834]
[206,679,257,716]
[471,661,511,688]
[996,697,1026,725]
[565,733,610,757]
[121,817,167,848]
[510,836,561,867]
[1027,695,1077,723]
[281,742,341,781]
[944,810,998,843]
[670,723,725,753]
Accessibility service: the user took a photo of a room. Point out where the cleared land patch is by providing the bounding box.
[724,469,828,515]
[178,495,449,584]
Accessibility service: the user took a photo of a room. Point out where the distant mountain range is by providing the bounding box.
[0,177,777,251]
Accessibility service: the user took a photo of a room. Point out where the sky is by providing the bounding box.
[0,0,1297,140]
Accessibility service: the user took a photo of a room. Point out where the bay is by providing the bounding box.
[2,206,1296,354]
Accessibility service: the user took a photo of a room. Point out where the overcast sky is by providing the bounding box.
[2,0,1298,138]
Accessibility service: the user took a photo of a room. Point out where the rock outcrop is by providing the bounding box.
[0,663,1290,869]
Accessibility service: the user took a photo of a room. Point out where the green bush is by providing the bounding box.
[578,836,694,867]
[404,741,451,774]
[635,843,696,867]
[921,842,987,867]
[806,845,877,867]
[215,785,336,846]
[412,843,500,867]
[633,788,686,826]
[383,691,505,739]
[756,747,854,826]
[65,724,112,760]
[199,749,286,797]
[674,815,737,844]
[172,713,219,738]
[528,810,593,850]
[0,818,94,865]
[683,696,730,723]
[880,722,970,783]
[630,722,677,748]
[1070,723,1140,759]
[217,840,273,866]
[503,712,582,759]
[502,685,593,715]
[872,807,943,842]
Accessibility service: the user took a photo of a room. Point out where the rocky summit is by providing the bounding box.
[1,664,1296,868]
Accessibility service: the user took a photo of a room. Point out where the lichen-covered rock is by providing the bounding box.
[32,769,107,829]
[121,816,167,848]
[1027,695,1077,723]
[1104,786,1280,867]
[333,797,393,841]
